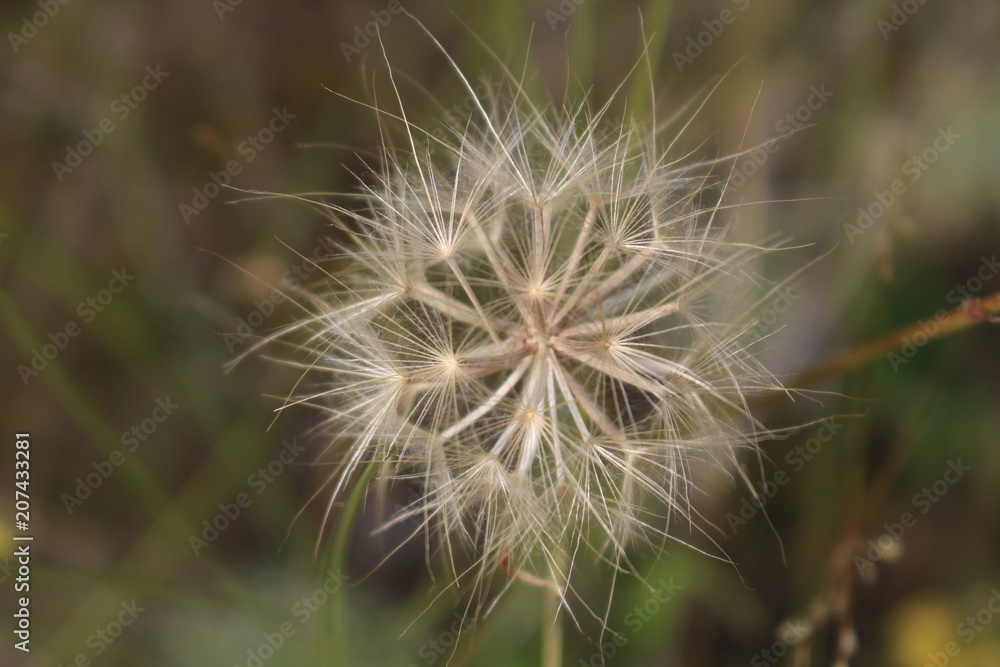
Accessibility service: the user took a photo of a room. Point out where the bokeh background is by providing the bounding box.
[2,1,999,665]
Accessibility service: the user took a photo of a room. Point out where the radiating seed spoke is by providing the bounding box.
[558,300,680,339]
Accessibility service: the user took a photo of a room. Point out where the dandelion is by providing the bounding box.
[258,30,781,635]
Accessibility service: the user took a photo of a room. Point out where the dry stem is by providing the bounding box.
[792,292,1000,389]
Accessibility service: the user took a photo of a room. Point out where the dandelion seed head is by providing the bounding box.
[268,43,783,617]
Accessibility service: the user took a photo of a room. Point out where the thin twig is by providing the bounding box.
[792,292,1000,389]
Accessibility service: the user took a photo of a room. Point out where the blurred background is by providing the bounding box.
[2,0,999,665]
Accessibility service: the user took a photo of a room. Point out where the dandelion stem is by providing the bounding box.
[541,592,564,667]
[541,549,567,667]
[328,458,380,665]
